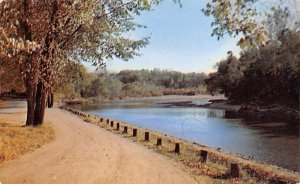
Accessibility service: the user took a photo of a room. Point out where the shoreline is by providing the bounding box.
[64,107,300,183]
[62,94,225,104]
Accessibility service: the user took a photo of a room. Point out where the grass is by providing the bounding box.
[0,121,55,163]
[67,108,300,184]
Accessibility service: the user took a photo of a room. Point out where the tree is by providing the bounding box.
[0,56,25,94]
[118,70,139,84]
[202,0,267,48]
[266,6,290,41]
[0,0,155,126]
[205,30,300,107]
[0,0,283,126]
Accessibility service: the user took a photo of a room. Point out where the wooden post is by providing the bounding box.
[100,118,103,122]
[116,123,120,130]
[230,163,240,178]
[145,132,149,141]
[175,143,180,154]
[123,126,128,133]
[157,138,162,146]
[106,119,109,125]
[110,121,114,127]
[133,128,137,137]
[200,150,208,163]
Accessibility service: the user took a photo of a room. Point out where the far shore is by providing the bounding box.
[63,95,243,114]
[115,94,225,102]
[63,94,224,103]
[63,94,241,111]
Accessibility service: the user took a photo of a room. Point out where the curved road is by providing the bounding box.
[0,108,201,184]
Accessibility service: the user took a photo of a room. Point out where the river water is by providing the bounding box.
[69,96,300,172]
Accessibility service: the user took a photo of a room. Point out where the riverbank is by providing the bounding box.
[65,107,300,184]
[160,96,300,123]
[62,94,225,105]
[238,103,300,124]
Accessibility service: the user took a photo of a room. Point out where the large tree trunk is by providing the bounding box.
[22,0,35,126]
[33,82,47,126]
[25,84,36,126]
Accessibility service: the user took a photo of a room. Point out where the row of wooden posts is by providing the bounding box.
[65,107,240,178]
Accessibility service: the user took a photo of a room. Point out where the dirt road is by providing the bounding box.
[0,108,200,184]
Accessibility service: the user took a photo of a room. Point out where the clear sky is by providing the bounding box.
[103,0,298,73]
[105,0,241,73]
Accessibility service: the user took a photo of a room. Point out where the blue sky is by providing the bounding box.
[103,0,296,73]
[105,0,241,73]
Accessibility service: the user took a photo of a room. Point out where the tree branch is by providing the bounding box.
[59,24,83,49]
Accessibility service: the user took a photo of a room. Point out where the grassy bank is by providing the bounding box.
[65,107,300,184]
[0,110,55,163]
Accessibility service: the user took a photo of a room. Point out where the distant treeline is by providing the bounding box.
[205,31,300,109]
[0,90,26,99]
[56,68,207,99]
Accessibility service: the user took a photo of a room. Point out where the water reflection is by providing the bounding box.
[70,100,300,172]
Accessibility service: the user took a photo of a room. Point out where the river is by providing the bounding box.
[69,96,300,172]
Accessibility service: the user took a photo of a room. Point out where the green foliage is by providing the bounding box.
[266,6,290,42]
[59,68,208,99]
[205,30,300,107]
[0,0,163,93]
[203,0,267,48]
